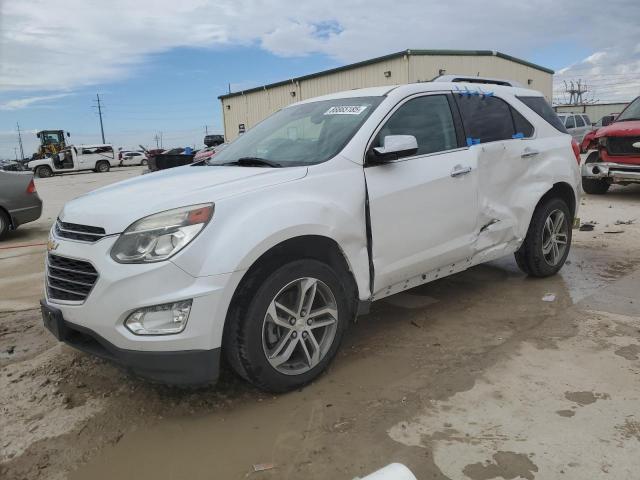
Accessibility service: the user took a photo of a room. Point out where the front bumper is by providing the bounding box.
[41,300,220,385]
[42,235,246,384]
[581,161,640,184]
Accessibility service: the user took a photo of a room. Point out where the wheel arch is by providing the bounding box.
[540,181,577,218]
[228,235,361,324]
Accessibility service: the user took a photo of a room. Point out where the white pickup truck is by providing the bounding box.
[41,78,580,392]
[28,144,118,178]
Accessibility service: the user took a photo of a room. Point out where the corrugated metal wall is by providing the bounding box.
[555,103,629,122]
[221,53,553,141]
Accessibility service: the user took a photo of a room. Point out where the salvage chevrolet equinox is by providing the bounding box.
[42,79,580,392]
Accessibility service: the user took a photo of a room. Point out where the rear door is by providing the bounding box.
[454,91,537,255]
[364,93,478,294]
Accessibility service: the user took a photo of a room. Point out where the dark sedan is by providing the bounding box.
[0,170,43,238]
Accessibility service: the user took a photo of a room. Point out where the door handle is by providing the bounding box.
[451,165,472,177]
[521,148,540,158]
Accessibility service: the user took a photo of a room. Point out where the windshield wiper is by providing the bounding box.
[223,157,282,168]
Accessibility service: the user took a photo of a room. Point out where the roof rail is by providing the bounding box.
[432,75,523,88]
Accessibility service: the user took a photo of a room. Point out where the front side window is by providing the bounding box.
[373,95,458,156]
[455,95,516,143]
[208,96,383,167]
[565,116,576,129]
[575,115,585,127]
[582,115,591,125]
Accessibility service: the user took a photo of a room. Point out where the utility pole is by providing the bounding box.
[16,122,25,160]
[96,93,106,143]
[154,134,160,149]
[204,125,209,135]
[14,147,18,161]
[160,132,163,149]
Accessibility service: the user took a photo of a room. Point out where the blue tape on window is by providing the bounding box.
[512,132,524,139]
[466,137,481,146]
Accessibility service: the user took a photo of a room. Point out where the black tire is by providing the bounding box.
[96,161,110,173]
[140,159,148,166]
[515,197,572,278]
[0,210,10,239]
[223,259,349,392]
[35,165,53,178]
[582,152,610,195]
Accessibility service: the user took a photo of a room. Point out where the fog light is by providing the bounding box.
[124,300,192,335]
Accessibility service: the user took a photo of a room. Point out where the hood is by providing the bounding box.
[60,164,307,233]
[596,120,640,139]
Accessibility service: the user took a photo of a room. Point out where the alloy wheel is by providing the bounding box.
[262,277,338,375]
[542,209,568,266]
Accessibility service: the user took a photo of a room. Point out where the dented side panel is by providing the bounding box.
[472,134,579,264]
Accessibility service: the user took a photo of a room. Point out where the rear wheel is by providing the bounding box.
[224,259,348,392]
[515,197,572,277]
[582,152,610,195]
[0,210,10,239]
[35,165,53,178]
[140,158,148,166]
[96,161,110,173]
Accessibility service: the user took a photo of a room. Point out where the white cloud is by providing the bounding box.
[1,0,639,101]
[0,93,72,110]
[554,47,640,103]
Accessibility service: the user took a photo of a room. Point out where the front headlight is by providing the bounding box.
[110,203,214,263]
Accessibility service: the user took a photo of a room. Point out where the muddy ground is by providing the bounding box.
[1,168,639,480]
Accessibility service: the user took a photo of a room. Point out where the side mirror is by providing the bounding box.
[601,115,614,127]
[66,132,71,137]
[369,135,418,163]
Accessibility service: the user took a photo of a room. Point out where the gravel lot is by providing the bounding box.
[1,166,640,480]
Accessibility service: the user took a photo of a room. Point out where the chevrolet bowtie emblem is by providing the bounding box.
[47,238,59,251]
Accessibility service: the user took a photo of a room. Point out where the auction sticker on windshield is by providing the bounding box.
[324,105,368,115]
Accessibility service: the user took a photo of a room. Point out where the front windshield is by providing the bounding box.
[617,97,640,122]
[208,96,383,167]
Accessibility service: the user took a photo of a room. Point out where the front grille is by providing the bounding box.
[46,254,99,302]
[55,219,106,242]
[608,136,640,156]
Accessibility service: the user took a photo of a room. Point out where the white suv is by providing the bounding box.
[41,80,580,392]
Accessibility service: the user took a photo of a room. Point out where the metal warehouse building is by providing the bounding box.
[219,49,554,141]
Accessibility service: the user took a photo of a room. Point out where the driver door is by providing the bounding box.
[364,93,478,296]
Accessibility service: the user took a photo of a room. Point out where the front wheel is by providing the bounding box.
[35,165,53,178]
[0,210,10,239]
[96,161,110,173]
[515,197,572,277]
[224,259,349,392]
[140,159,148,166]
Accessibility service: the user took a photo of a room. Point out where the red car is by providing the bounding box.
[581,97,640,194]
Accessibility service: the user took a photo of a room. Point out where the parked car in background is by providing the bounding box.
[1,161,27,172]
[581,96,640,194]
[27,144,117,178]
[193,143,228,162]
[204,134,224,147]
[580,114,619,153]
[0,170,42,238]
[120,151,148,166]
[42,78,580,392]
[557,113,591,144]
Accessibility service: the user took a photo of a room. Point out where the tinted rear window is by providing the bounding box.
[455,95,516,143]
[517,96,567,133]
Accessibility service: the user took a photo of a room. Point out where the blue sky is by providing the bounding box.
[1,0,639,159]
